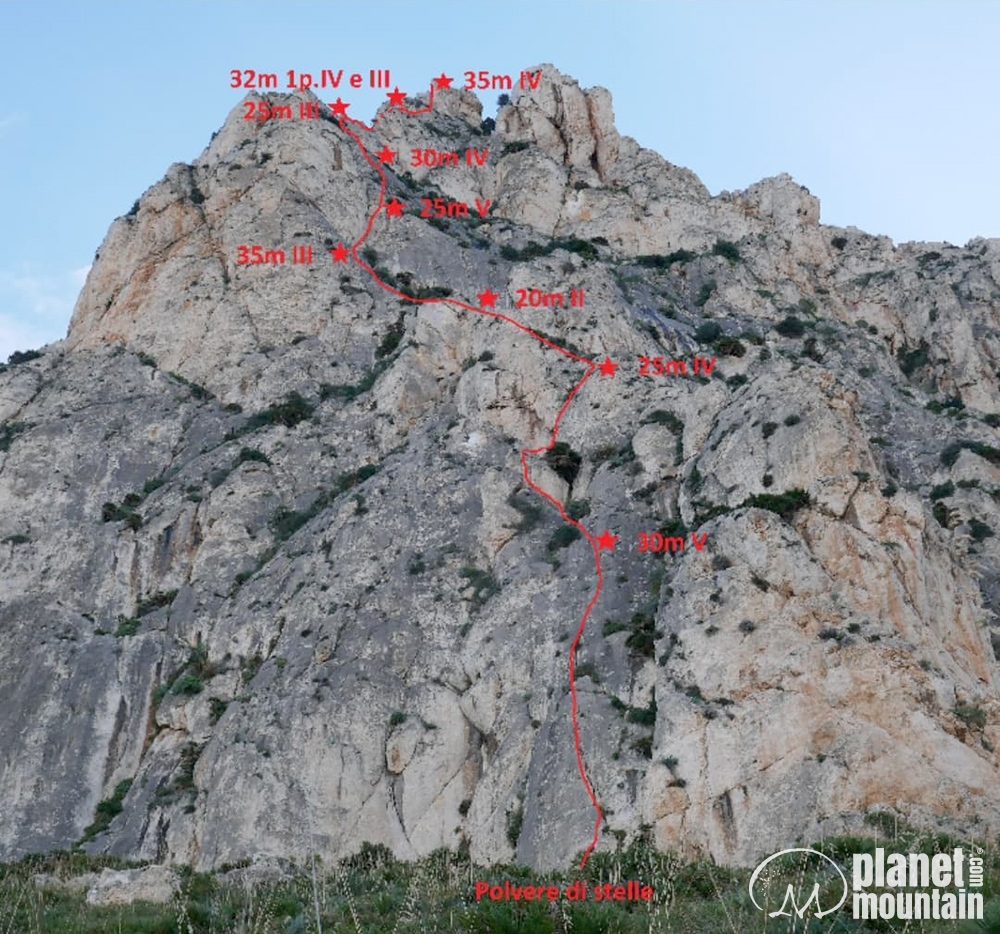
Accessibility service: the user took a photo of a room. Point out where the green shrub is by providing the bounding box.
[897,341,930,376]
[101,502,142,529]
[459,566,500,609]
[661,517,687,539]
[168,371,213,401]
[241,654,263,684]
[545,442,582,485]
[269,506,312,542]
[187,643,213,680]
[694,321,722,343]
[566,499,590,520]
[208,698,228,725]
[762,421,778,439]
[926,395,965,414]
[269,465,380,544]
[554,237,599,260]
[626,695,657,726]
[114,617,140,638]
[941,440,1000,468]
[930,481,954,500]
[141,476,165,496]
[172,673,203,695]
[625,612,658,658]
[389,711,407,727]
[79,779,133,843]
[548,525,581,551]
[208,466,230,488]
[245,392,314,431]
[635,250,697,268]
[163,742,201,796]
[401,284,453,301]
[742,489,809,520]
[7,349,42,365]
[237,447,270,466]
[407,553,426,575]
[694,280,716,307]
[0,421,29,453]
[712,239,740,263]
[714,336,745,356]
[505,802,523,848]
[529,328,584,356]
[970,519,994,541]
[940,442,964,467]
[831,236,848,250]
[375,317,405,358]
[954,703,987,729]
[609,440,636,468]
[775,315,805,337]
[641,410,683,433]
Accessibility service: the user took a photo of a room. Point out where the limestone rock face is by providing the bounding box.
[497,64,620,182]
[3,65,1000,873]
[85,866,179,906]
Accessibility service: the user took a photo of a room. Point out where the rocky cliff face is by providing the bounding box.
[3,64,1000,872]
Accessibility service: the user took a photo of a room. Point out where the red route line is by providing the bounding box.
[333,83,604,868]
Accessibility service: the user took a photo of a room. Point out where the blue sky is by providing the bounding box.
[2,0,998,360]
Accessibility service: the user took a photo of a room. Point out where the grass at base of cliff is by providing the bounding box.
[2,832,999,932]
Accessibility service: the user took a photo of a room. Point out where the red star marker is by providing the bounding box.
[328,98,349,118]
[596,529,619,551]
[329,243,349,263]
[477,289,498,309]
[434,73,454,90]
[598,357,618,377]
[385,198,405,218]
[376,145,396,164]
[386,87,407,108]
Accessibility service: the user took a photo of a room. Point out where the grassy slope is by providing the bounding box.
[3,825,1000,933]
